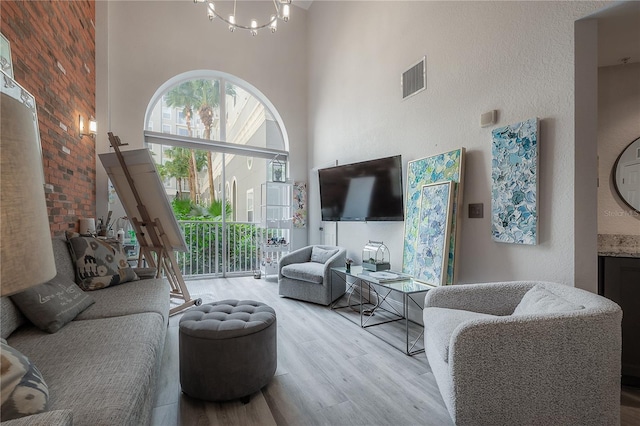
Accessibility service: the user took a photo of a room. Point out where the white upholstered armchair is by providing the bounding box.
[278,245,346,305]
[423,281,622,426]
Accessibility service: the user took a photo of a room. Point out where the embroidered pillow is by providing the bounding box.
[10,275,95,333]
[0,340,49,421]
[68,237,139,291]
[310,247,339,264]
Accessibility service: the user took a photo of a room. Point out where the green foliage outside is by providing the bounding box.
[156,147,207,200]
[164,79,237,203]
[171,198,259,276]
[159,78,252,276]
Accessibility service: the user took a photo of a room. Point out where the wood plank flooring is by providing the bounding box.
[151,276,640,426]
[622,385,640,426]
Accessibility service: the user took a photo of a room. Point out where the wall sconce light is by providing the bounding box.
[79,115,97,139]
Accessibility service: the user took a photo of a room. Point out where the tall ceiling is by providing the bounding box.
[297,1,638,67]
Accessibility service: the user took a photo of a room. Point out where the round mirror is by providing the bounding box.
[613,136,640,213]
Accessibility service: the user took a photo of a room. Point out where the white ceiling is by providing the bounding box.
[292,0,313,11]
[594,1,640,67]
[294,1,637,67]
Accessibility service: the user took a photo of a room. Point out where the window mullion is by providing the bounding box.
[220,78,227,277]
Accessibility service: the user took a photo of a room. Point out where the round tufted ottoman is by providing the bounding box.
[179,299,277,402]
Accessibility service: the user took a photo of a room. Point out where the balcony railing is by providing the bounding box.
[176,220,263,278]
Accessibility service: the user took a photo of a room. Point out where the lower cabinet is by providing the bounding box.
[599,255,640,386]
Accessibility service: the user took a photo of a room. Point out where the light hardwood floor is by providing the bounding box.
[151,276,640,426]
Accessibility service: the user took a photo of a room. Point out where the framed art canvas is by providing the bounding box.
[414,182,454,286]
[0,33,14,78]
[292,181,307,229]
[491,118,539,245]
[402,148,465,284]
[99,148,188,252]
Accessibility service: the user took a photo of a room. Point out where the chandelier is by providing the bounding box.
[194,0,291,35]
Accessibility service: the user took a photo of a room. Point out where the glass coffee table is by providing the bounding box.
[330,265,432,355]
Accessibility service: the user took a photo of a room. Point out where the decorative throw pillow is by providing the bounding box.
[0,341,49,421]
[10,275,95,333]
[68,236,139,291]
[310,247,339,264]
[512,285,584,316]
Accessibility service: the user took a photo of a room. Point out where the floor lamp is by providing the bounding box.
[1,78,56,296]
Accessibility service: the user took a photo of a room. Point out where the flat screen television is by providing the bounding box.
[318,155,404,221]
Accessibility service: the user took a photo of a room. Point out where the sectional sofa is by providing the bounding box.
[1,238,169,425]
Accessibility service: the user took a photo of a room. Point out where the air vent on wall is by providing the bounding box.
[401,56,426,100]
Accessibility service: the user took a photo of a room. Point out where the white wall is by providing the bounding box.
[96,0,309,247]
[307,1,608,287]
[598,63,640,234]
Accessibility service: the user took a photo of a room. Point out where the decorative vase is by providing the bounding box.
[345,263,351,272]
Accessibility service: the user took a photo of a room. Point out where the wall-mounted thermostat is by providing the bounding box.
[480,110,498,128]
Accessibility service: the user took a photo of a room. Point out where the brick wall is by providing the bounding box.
[1,0,96,236]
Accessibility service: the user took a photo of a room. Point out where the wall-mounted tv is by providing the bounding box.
[318,155,404,222]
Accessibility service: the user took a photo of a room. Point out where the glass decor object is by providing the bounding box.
[271,158,286,182]
[362,240,391,271]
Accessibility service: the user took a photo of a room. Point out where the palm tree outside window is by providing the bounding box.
[143,71,289,277]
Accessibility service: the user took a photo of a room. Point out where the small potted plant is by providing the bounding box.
[345,258,354,273]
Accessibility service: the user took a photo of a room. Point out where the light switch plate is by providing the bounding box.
[469,203,484,218]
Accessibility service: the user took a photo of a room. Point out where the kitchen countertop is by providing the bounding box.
[598,234,640,258]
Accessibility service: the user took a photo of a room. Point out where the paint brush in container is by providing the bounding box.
[105,210,113,230]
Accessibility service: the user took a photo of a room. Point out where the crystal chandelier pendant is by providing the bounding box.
[281,3,290,22]
[194,0,291,35]
[228,14,235,32]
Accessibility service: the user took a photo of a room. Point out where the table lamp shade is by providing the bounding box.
[1,92,56,296]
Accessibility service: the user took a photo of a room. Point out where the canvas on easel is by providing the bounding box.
[99,133,200,315]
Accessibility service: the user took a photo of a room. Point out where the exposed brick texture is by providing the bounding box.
[1,0,96,236]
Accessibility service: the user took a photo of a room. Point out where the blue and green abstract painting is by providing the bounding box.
[415,182,453,286]
[491,118,538,245]
[402,149,463,284]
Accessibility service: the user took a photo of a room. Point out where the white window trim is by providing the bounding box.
[144,70,289,152]
[247,188,254,222]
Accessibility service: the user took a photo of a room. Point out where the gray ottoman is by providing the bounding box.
[179,299,277,402]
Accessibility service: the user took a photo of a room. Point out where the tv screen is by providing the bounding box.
[318,155,404,221]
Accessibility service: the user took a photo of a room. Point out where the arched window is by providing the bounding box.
[143,71,289,208]
[145,70,288,150]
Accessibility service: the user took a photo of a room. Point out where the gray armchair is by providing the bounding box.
[278,245,346,305]
[423,281,622,426]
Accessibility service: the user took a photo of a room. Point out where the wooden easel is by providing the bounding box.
[107,132,201,315]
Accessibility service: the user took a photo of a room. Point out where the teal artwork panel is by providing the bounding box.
[491,118,538,245]
[415,182,454,286]
[402,148,464,284]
